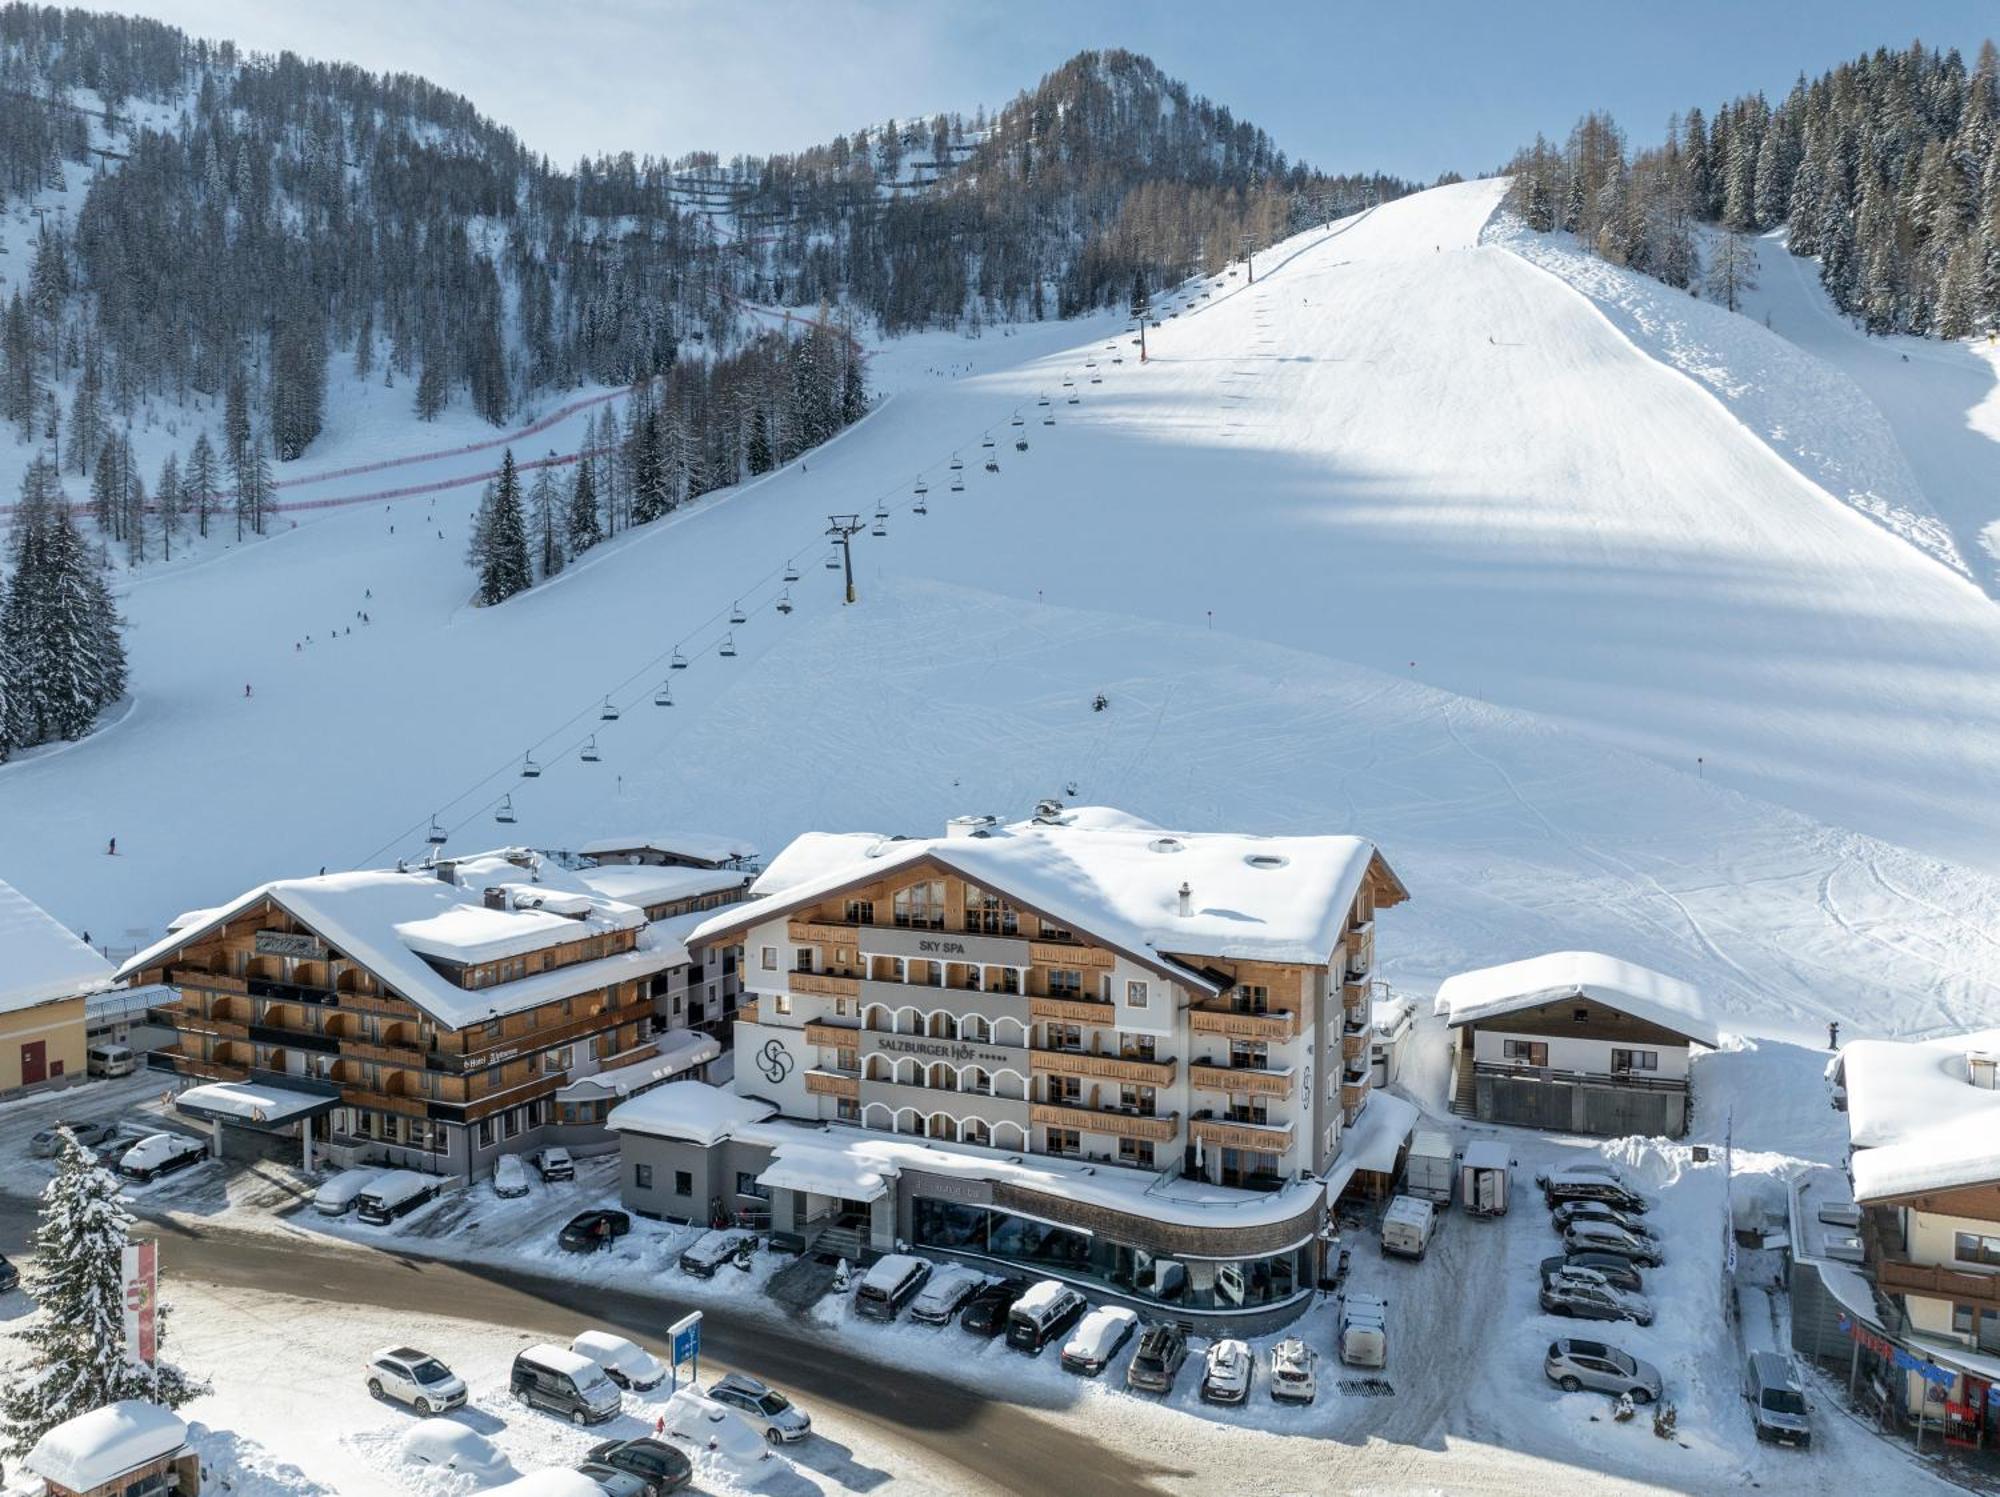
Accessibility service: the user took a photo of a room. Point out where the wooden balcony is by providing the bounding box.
[1030,941,1112,969]
[804,1020,860,1049]
[1342,1030,1368,1061]
[1343,980,1371,1011]
[1031,1049,1178,1087]
[791,972,860,999]
[336,989,411,1016]
[1031,1101,1178,1143]
[1878,1258,2000,1309]
[739,1000,759,1024]
[1188,1062,1296,1099]
[1188,1007,1299,1041]
[345,1039,422,1067]
[1189,1114,1296,1154]
[1029,995,1119,1027]
[171,968,247,994]
[804,1070,861,1100]
[788,920,852,945]
[1346,922,1375,978]
[1341,1077,1371,1114]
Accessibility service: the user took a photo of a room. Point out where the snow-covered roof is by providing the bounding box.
[610,1081,1328,1231]
[1461,1139,1511,1171]
[0,875,113,1014]
[115,853,678,1030]
[175,1078,337,1126]
[486,1470,609,1497]
[1321,1092,1419,1204]
[571,863,751,911]
[1372,995,1415,1036]
[693,807,1404,974]
[577,832,759,866]
[1843,1029,2000,1202]
[1435,951,1719,1048]
[26,1401,186,1490]
[555,1030,721,1102]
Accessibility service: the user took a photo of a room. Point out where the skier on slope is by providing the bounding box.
[244,683,253,698]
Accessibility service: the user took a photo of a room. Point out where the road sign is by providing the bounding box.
[669,1311,702,1391]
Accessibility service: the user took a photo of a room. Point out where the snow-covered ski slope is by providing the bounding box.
[3,177,1998,1041]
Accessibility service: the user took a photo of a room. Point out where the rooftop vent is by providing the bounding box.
[1970,1052,2000,1090]
[1032,797,1067,824]
[1244,853,1289,870]
[434,860,457,884]
[1178,882,1193,918]
[482,887,509,912]
[946,814,999,840]
[1149,837,1184,854]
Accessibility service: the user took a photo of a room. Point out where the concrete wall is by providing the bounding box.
[1470,1029,1691,1080]
[618,1132,775,1223]
[0,994,88,1094]
[1908,1209,1998,1271]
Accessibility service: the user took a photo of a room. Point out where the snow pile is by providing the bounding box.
[1843,1029,2000,1202]
[1434,951,1719,1047]
[25,1402,184,1492]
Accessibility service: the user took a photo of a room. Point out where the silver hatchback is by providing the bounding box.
[1544,1338,1662,1403]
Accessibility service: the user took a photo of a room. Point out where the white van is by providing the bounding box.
[854,1254,931,1321]
[86,1043,136,1078]
[1380,1195,1438,1260]
[1338,1292,1389,1367]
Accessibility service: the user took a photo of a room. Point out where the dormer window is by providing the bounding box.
[1572,1007,1589,1022]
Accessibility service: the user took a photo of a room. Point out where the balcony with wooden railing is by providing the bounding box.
[1189,1113,1296,1155]
[1877,1258,2000,1309]
[804,1069,861,1100]
[1342,1030,1368,1062]
[1343,980,1371,1012]
[1188,1007,1299,1042]
[1031,1101,1179,1143]
[1030,1049,1177,1088]
[1341,1074,1372,1115]
[791,971,861,1000]
[739,1000,760,1024]
[1029,994,1119,1027]
[804,1019,860,1049]
[171,967,248,994]
[788,920,852,945]
[1345,922,1375,979]
[1188,1061,1296,1099]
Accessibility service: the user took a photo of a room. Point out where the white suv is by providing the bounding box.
[366,1346,468,1413]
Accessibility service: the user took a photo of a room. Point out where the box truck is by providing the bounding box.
[1406,1129,1455,1205]
[1459,1139,1511,1217]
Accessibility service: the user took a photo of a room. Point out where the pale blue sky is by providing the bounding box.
[119,2,1996,178]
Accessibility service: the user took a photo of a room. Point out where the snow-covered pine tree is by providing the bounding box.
[36,504,125,737]
[184,433,217,540]
[413,346,449,421]
[567,455,602,555]
[232,427,275,539]
[529,460,564,580]
[3,289,41,441]
[155,452,181,563]
[66,348,102,478]
[0,1133,204,1458]
[477,450,532,605]
[1705,229,1760,313]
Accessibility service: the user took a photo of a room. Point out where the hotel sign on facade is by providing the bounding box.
[255,930,327,961]
[860,1031,1027,1072]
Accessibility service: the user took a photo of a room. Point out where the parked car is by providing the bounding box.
[1534,1160,1627,1191]
[1550,1201,1659,1240]
[1745,1350,1812,1447]
[959,1277,1028,1336]
[1061,1305,1137,1376]
[1269,1338,1319,1404]
[572,1330,665,1391]
[1563,1220,1665,1267]
[1539,1252,1643,1294]
[313,1167,383,1218]
[559,1209,632,1253]
[576,1461,652,1497]
[657,1388,775,1478]
[585,1438,694,1495]
[366,1346,468,1413]
[30,1119,117,1157]
[1006,1280,1088,1354]
[116,1132,205,1183]
[1339,1293,1390,1368]
[1539,1271,1655,1326]
[512,1344,623,1425]
[1125,1322,1189,1393]
[1544,1338,1663,1403]
[532,1146,576,1181]
[1381,1194,1438,1259]
[708,1372,812,1443]
[909,1264,988,1325]
[493,1153,531,1198]
[399,1418,512,1483]
[1200,1338,1253,1404]
[854,1254,932,1321]
[679,1229,752,1278]
[86,1042,136,1078]
[356,1170,443,1225]
[1543,1177,1649,1214]
[0,1251,19,1293]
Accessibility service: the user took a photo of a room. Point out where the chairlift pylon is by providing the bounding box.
[654,681,674,707]
[426,816,448,845]
[600,696,620,721]
[581,736,601,763]
[495,794,517,825]
[719,633,738,658]
[729,600,747,625]
[520,753,541,779]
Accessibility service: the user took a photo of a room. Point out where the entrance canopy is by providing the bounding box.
[556,1030,721,1104]
[757,1144,893,1202]
[175,1078,339,1131]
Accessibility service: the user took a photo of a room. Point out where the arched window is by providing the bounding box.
[961,1118,992,1147]
[927,1112,954,1140]
[927,1062,957,1091]
[964,1067,991,1096]
[928,1011,957,1040]
[991,1121,1027,1152]
[962,1014,992,1044]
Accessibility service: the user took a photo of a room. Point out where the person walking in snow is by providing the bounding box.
[1828,1021,1840,1050]
[244,683,253,698]
[106,837,116,856]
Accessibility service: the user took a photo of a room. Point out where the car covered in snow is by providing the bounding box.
[708,1372,812,1443]
[1268,1337,1319,1404]
[657,1388,776,1479]
[1338,1293,1390,1368]
[1005,1280,1087,1354]
[312,1167,383,1217]
[1539,1252,1643,1294]
[1534,1160,1626,1191]
[575,1460,653,1497]
[1562,1220,1664,1267]
[572,1330,666,1391]
[1545,1338,1662,1403]
[1550,1200,1659,1240]
[678,1229,752,1278]
[1060,1305,1137,1377]
[398,1418,513,1483]
[958,1277,1029,1336]
[1542,1175,1648,1214]
[116,1132,206,1183]
[1745,1350,1812,1448]
[1539,1271,1655,1326]
[585,1437,694,1495]
[1200,1338,1253,1404]
[558,1209,631,1253]
[366,1346,468,1413]
[533,1146,576,1181]
[1125,1322,1189,1393]
[908,1264,988,1325]
[356,1170,443,1224]
[30,1119,117,1157]
[854,1253,932,1321]
[493,1153,531,1198]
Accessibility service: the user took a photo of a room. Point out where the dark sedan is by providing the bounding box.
[558,1209,632,1253]
[1539,1252,1644,1294]
[586,1437,694,1495]
[959,1277,1030,1336]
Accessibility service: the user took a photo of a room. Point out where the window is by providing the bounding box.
[674,1169,693,1196]
[1956,1232,2000,1268]
[1040,920,1072,941]
[1119,1084,1157,1116]
[774,994,793,1016]
[736,1170,771,1201]
[892,880,946,930]
[1230,1038,1268,1070]
[634,1163,653,1189]
[964,884,1019,935]
[1612,1048,1658,1073]
[1125,979,1149,1010]
[1572,1007,1590,1022]
[1956,1304,1977,1335]
[845,899,875,924]
[760,946,778,971]
[995,967,1021,994]
[1231,985,1269,1015]
[1120,1033,1157,1062]
[963,1015,991,1043]
[1045,1127,1081,1157]
[1503,1039,1549,1066]
[836,1098,860,1121]
[1048,1075,1082,1105]
[1048,969,1083,998]
[1119,1137,1155,1168]
[795,948,815,973]
[1048,1022,1083,1053]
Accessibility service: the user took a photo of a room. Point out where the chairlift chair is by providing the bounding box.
[1067,391,1080,405]
[719,634,737,657]
[783,560,800,583]
[871,516,888,536]
[1090,373,1103,384]
[984,456,1000,473]
[1014,435,1029,452]
[981,432,996,448]
[600,696,620,721]
[495,795,517,825]
[950,474,965,492]
[654,681,674,707]
[426,817,448,846]
[520,753,541,778]
[1061,377,1073,388]
[1042,411,1055,426]
[729,601,747,625]
[914,496,928,514]
[670,648,689,670]
[914,477,928,498]
[1010,412,1024,427]
[1037,394,1050,407]
[949,454,964,471]
[777,590,794,615]
[823,553,841,570]
[581,736,601,763]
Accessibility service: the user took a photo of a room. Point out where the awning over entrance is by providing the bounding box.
[174,1079,339,1131]
[556,1029,722,1103]
[757,1145,893,1202]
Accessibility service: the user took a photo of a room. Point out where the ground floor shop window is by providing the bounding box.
[910,1198,1311,1310]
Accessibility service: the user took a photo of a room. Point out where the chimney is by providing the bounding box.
[1970,1052,2000,1090]
[435,859,457,884]
[482,887,509,912]
[1177,882,1193,917]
